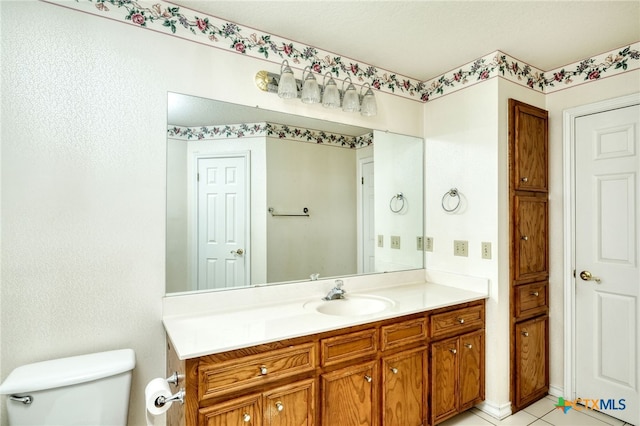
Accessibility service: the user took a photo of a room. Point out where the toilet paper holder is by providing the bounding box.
[152,371,185,407]
[154,388,185,407]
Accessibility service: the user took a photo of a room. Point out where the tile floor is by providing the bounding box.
[440,395,635,426]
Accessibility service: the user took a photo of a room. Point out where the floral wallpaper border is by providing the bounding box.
[47,0,639,102]
[167,122,374,149]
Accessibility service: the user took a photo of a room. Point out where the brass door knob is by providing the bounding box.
[580,270,601,284]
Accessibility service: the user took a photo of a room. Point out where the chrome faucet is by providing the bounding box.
[323,280,346,300]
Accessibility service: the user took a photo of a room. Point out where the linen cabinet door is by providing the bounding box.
[431,337,459,425]
[459,331,484,410]
[263,379,315,426]
[321,361,378,426]
[514,316,549,409]
[382,347,428,426]
[200,393,262,426]
[511,99,548,192]
[514,195,548,283]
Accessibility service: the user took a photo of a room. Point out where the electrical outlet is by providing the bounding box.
[416,236,424,251]
[378,235,384,248]
[425,237,434,252]
[390,236,401,249]
[454,240,468,257]
[481,242,492,259]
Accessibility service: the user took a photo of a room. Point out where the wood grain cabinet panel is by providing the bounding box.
[511,100,548,192]
[320,361,378,426]
[431,304,484,339]
[381,347,428,426]
[380,317,428,351]
[320,328,378,367]
[514,316,549,410]
[509,99,550,414]
[514,195,549,283]
[263,379,315,426]
[199,393,262,426]
[431,337,459,424]
[459,331,484,410]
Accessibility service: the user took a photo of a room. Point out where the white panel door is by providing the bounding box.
[362,159,375,273]
[575,104,639,424]
[197,156,248,290]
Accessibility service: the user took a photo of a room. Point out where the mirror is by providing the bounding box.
[166,92,423,295]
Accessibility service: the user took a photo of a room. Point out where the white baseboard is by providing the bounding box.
[475,400,513,420]
[549,385,564,398]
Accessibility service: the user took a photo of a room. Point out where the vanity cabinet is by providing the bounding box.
[167,300,484,426]
[509,98,550,413]
[429,304,485,425]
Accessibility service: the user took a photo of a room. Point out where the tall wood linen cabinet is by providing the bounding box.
[508,99,550,413]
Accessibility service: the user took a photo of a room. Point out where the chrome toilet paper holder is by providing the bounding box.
[154,388,185,407]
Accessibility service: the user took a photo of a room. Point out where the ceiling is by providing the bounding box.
[171,1,639,82]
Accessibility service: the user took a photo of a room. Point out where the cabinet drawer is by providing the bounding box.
[199,343,316,401]
[514,282,548,320]
[431,305,484,339]
[321,328,378,366]
[381,317,428,351]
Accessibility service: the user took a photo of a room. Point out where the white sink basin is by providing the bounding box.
[304,294,395,317]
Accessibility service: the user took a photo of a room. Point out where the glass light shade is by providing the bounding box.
[321,73,340,109]
[341,78,360,112]
[277,60,298,99]
[300,66,321,104]
[360,84,377,116]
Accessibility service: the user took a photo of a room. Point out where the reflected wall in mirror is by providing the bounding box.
[166,92,424,295]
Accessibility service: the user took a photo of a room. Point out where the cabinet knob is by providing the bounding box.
[464,343,473,349]
[522,331,529,337]
[457,318,465,324]
[390,367,398,374]
[275,401,284,412]
[259,366,268,375]
[364,375,372,383]
[521,177,528,183]
[243,413,251,422]
[530,291,539,297]
[449,348,457,354]
[521,235,528,241]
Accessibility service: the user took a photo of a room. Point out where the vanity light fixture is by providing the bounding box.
[341,77,360,113]
[277,60,298,99]
[301,66,321,104]
[255,61,378,116]
[321,72,340,109]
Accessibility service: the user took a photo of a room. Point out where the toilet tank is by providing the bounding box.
[0,349,135,426]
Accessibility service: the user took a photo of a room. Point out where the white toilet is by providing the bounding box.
[0,348,135,426]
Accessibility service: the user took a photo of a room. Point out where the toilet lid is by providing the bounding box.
[0,348,135,394]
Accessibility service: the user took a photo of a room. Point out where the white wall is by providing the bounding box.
[266,139,357,282]
[0,2,423,425]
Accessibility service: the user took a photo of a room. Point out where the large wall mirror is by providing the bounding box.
[166,92,424,295]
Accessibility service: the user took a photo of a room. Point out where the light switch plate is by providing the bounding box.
[378,235,384,248]
[454,240,468,257]
[481,242,492,259]
[416,236,424,251]
[390,236,401,249]
[425,237,433,252]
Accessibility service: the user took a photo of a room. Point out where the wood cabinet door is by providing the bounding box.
[431,337,459,424]
[514,195,548,283]
[459,331,484,410]
[263,379,315,426]
[509,99,548,192]
[321,361,378,426]
[514,316,549,409]
[382,347,428,426]
[200,393,262,426]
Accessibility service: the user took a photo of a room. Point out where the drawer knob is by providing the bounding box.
[275,401,284,412]
[457,318,465,324]
[390,367,398,374]
[259,366,268,375]
[243,413,251,422]
[530,291,539,297]
[464,343,473,349]
[449,348,457,354]
[364,375,372,383]
[521,177,528,183]
[521,235,528,241]
[522,331,529,337]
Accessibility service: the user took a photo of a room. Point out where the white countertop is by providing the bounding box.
[163,272,488,360]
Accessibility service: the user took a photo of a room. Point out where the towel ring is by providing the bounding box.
[389,192,405,213]
[441,188,461,212]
